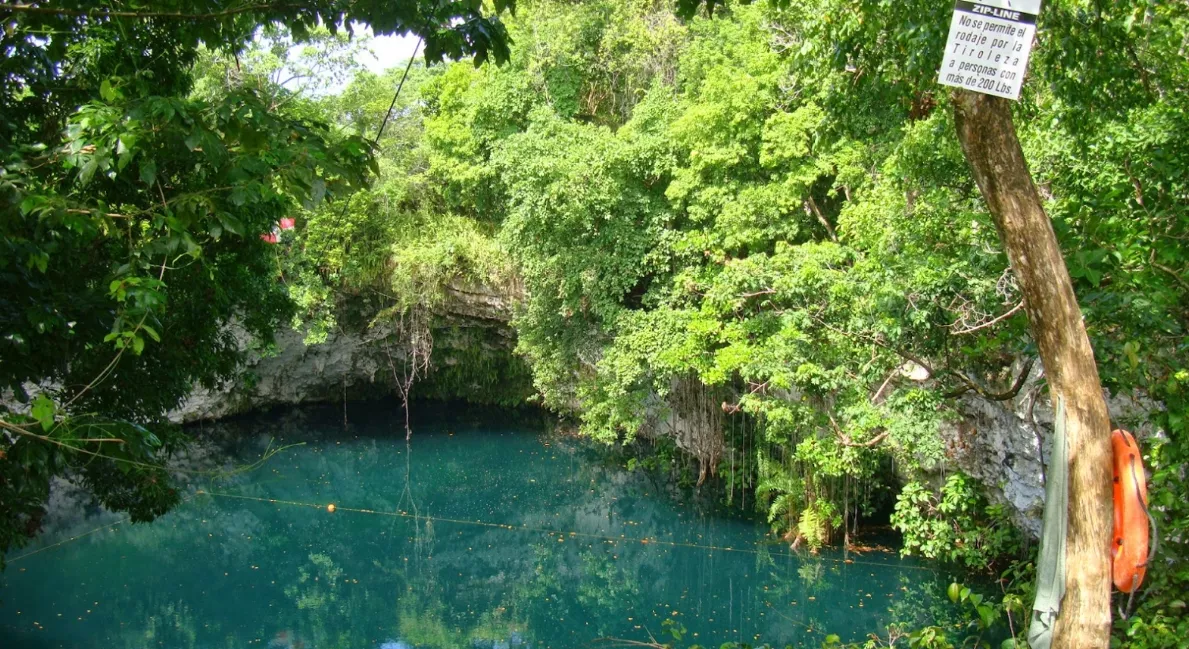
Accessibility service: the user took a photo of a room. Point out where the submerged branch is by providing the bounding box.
[592,633,668,649]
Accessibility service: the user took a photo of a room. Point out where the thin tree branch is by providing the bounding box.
[738,288,776,299]
[66,208,132,219]
[805,196,838,242]
[826,412,889,448]
[950,301,1024,335]
[63,257,168,409]
[870,367,898,404]
[943,356,1036,401]
[0,418,125,446]
[1152,261,1189,291]
[810,315,938,378]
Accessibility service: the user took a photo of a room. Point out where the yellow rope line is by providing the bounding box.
[197,490,938,573]
[6,488,935,575]
[7,515,130,564]
[6,493,198,565]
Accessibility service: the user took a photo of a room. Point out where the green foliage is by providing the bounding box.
[797,499,842,552]
[291,20,1187,649]
[1,0,515,565]
[884,580,1031,649]
[1118,402,1189,646]
[755,449,803,531]
[892,474,1025,570]
[278,53,527,415]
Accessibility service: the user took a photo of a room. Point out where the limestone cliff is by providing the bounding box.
[940,364,1158,537]
[170,281,522,422]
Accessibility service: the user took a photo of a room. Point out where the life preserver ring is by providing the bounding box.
[1111,428,1149,593]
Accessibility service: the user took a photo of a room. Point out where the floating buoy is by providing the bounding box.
[1111,428,1149,593]
[327,504,336,513]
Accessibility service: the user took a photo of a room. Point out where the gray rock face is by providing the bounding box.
[170,320,399,423]
[441,280,518,324]
[170,281,519,423]
[941,364,1158,537]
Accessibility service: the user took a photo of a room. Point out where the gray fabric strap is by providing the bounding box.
[1028,396,1068,649]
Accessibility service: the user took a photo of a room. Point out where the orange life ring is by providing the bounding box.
[1111,428,1149,593]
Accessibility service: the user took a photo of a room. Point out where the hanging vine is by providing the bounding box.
[666,374,725,487]
[383,306,434,440]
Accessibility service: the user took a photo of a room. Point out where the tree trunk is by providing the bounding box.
[951,89,1113,649]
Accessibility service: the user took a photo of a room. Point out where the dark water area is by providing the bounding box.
[1,401,978,649]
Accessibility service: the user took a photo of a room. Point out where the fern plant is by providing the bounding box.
[798,500,842,551]
[755,449,804,538]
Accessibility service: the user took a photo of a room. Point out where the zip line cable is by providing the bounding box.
[327,37,422,227]
[6,516,130,564]
[374,38,423,146]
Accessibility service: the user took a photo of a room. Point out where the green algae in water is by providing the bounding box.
[0,402,974,648]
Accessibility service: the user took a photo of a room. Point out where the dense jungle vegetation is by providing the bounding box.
[1,0,1187,647]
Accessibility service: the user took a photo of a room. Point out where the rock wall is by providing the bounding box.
[941,363,1159,537]
[170,280,519,423]
[169,320,399,423]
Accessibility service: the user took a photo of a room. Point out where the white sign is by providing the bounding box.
[938,0,1041,100]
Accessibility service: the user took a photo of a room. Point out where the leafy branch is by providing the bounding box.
[0,2,302,20]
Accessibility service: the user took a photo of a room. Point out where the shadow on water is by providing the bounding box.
[1,399,978,649]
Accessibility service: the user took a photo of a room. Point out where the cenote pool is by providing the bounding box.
[1,402,975,649]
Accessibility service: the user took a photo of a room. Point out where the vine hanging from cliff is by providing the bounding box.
[383,306,433,439]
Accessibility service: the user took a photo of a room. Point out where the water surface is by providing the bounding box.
[1,402,967,648]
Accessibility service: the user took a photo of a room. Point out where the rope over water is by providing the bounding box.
[6,516,130,563]
[7,488,941,576]
[191,489,940,573]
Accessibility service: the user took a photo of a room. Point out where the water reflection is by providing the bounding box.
[0,402,969,648]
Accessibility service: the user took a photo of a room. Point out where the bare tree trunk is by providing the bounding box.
[951,89,1113,649]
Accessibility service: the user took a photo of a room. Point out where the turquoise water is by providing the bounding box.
[1,402,969,649]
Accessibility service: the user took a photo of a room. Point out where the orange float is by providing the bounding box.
[1111,428,1149,593]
